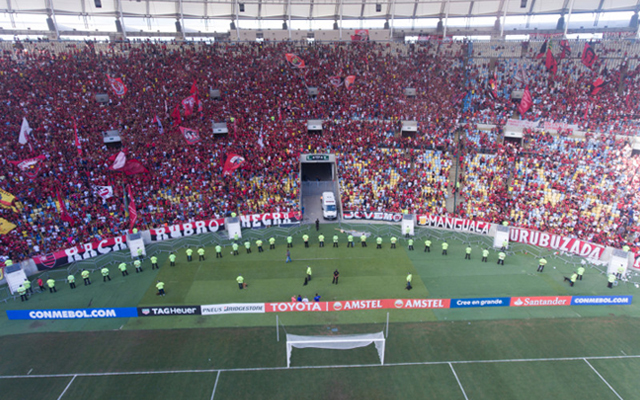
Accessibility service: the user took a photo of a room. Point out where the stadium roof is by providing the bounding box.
[0,0,638,37]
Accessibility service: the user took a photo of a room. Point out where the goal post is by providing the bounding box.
[286,332,385,368]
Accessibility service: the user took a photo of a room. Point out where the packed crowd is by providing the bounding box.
[1,38,640,262]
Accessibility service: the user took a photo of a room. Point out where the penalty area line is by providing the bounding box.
[2,354,640,380]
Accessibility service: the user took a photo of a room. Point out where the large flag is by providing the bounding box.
[351,29,370,41]
[18,117,32,145]
[0,218,16,235]
[0,188,19,213]
[109,151,127,170]
[106,74,128,96]
[223,153,246,176]
[285,53,305,69]
[518,85,533,115]
[171,105,182,125]
[126,185,137,230]
[56,189,75,225]
[329,75,344,87]
[180,127,201,144]
[9,155,46,179]
[182,95,197,117]
[94,185,114,200]
[545,46,558,75]
[535,41,547,59]
[73,119,82,157]
[582,42,598,69]
[487,75,498,99]
[345,75,356,89]
[190,79,198,96]
[152,114,164,134]
[120,160,148,176]
[559,39,571,60]
[590,77,607,96]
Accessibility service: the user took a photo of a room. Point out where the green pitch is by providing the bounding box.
[1,223,639,399]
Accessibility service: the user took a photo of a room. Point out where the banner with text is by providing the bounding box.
[239,211,302,229]
[150,218,225,242]
[417,214,492,235]
[33,235,128,270]
[7,307,138,320]
[342,211,404,223]
[509,227,605,259]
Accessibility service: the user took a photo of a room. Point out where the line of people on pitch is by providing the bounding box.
[539,257,623,289]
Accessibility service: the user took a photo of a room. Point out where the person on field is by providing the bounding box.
[333,235,339,248]
[564,272,578,287]
[390,236,397,249]
[81,269,91,285]
[186,247,194,261]
[361,234,367,247]
[442,241,448,255]
[482,248,489,262]
[406,273,413,290]
[215,245,223,258]
[376,237,383,249]
[347,234,354,248]
[37,277,45,291]
[269,237,276,250]
[287,235,293,248]
[286,249,292,263]
[256,239,264,253]
[306,266,312,282]
[237,274,245,290]
[23,279,32,294]
[198,247,205,261]
[18,284,28,301]
[156,280,165,296]
[134,259,143,273]
[119,262,128,276]
[608,273,616,288]
[332,269,340,285]
[137,248,144,261]
[232,242,239,255]
[577,265,585,280]
[314,293,321,302]
[537,257,547,272]
[303,234,309,248]
[244,240,252,254]
[465,246,472,260]
[407,238,414,251]
[169,252,177,266]
[67,274,76,289]
[47,278,56,293]
[151,255,159,270]
[497,251,506,265]
[424,239,431,253]
[101,267,111,282]
[318,234,325,248]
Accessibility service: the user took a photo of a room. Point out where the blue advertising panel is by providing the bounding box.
[571,296,633,306]
[449,297,511,308]
[6,307,138,320]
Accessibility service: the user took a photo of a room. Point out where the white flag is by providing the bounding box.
[110,151,127,170]
[94,186,114,200]
[18,117,32,145]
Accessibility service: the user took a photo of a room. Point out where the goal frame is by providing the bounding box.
[285,332,385,368]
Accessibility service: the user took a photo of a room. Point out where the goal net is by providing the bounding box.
[285,332,385,368]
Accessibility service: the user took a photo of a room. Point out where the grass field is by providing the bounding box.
[1,223,639,399]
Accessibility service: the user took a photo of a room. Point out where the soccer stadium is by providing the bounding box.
[4,0,640,398]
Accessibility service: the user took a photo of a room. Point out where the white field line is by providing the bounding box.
[448,363,469,400]
[583,359,624,400]
[1,354,639,380]
[210,371,221,400]
[57,375,77,400]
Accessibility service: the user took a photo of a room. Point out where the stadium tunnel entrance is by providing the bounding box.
[300,154,340,223]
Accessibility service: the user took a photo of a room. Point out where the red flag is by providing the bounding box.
[582,42,598,69]
[109,151,127,170]
[127,185,137,230]
[518,85,533,115]
[351,29,370,42]
[180,127,201,144]
[190,79,197,95]
[171,105,182,125]
[121,160,148,176]
[345,75,356,89]
[535,41,547,59]
[73,119,82,157]
[182,95,196,117]
[285,53,305,68]
[56,189,75,225]
[545,48,557,75]
[152,114,164,134]
[590,77,606,96]
[223,153,245,176]
[329,76,343,87]
[106,74,127,96]
[9,155,46,179]
[559,40,571,60]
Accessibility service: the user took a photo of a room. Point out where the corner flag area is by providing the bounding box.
[1,223,640,399]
